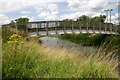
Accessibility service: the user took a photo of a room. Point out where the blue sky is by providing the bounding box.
[0,0,119,25]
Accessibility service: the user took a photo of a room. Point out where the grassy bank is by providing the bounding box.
[59,34,120,47]
[2,28,119,78]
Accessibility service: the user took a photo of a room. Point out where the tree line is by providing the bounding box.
[3,15,107,31]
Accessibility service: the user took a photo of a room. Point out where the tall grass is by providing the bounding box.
[59,34,120,47]
[59,34,107,46]
[2,28,119,78]
[2,39,118,78]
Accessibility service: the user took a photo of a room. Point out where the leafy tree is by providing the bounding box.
[9,20,16,28]
[77,15,90,21]
[15,18,29,31]
[92,15,106,23]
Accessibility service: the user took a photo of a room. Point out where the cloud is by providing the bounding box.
[60,12,82,20]
[66,0,88,11]
[48,3,58,11]
[38,3,59,20]
[66,0,112,11]
[111,13,119,24]
[0,0,119,25]
[0,1,31,13]
[87,0,107,11]
[38,11,58,20]
[21,11,30,14]
[0,14,10,25]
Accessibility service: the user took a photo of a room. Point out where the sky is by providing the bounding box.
[0,0,120,25]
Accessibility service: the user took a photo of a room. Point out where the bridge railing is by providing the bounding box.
[27,21,120,35]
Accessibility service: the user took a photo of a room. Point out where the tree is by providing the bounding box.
[9,20,16,28]
[77,15,90,21]
[15,18,29,31]
[92,15,106,23]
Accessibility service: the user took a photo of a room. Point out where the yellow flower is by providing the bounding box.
[8,41,14,45]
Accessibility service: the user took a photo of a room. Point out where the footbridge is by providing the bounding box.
[27,21,120,36]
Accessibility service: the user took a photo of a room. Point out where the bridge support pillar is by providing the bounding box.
[110,24,113,34]
[93,23,95,33]
[64,23,66,34]
[115,26,118,34]
[55,22,58,34]
[86,21,88,33]
[105,23,107,34]
[72,21,74,34]
[36,23,39,36]
[26,22,28,34]
[46,22,48,36]
[99,23,101,33]
[79,22,81,33]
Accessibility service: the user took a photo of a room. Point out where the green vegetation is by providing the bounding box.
[9,18,29,31]
[2,28,119,78]
[59,34,120,47]
[59,34,106,46]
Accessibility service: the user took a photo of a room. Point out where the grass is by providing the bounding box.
[59,34,107,46]
[2,28,119,78]
[59,34,120,47]
[2,37,118,78]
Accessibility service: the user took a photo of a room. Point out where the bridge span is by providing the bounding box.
[27,21,120,36]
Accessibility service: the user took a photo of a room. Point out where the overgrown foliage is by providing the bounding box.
[2,29,119,78]
[59,34,120,47]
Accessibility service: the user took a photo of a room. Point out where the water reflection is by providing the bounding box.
[40,37,98,53]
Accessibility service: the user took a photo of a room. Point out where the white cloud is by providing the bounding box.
[60,12,82,20]
[66,0,88,11]
[0,0,119,25]
[111,13,119,24]
[87,0,107,11]
[38,3,59,20]
[0,14,10,25]
[66,0,112,11]
[0,1,31,13]
[21,11,30,14]
[48,3,58,11]
[38,11,58,20]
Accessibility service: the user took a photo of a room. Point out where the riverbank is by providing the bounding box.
[58,34,120,47]
[2,28,119,78]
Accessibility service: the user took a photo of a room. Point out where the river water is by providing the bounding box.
[40,37,98,54]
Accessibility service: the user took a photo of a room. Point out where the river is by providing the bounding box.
[40,36,98,54]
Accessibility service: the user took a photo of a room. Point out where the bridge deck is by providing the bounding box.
[29,30,118,36]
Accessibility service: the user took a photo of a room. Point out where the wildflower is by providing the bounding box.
[8,41,14,45]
